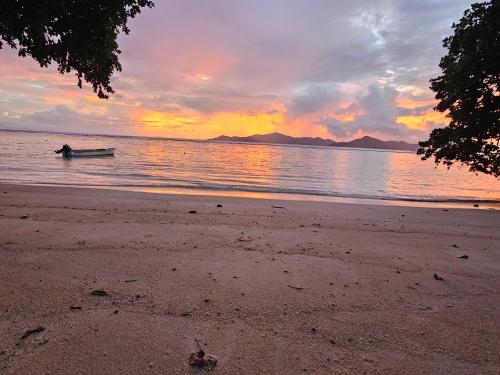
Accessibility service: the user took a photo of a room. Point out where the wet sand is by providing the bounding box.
[0,184,499,374]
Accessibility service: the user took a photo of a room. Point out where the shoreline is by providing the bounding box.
[1,183,499,374]
[3,182,499,211]
[2,130,499,206]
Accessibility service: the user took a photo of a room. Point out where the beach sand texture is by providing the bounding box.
[1,184,499,374]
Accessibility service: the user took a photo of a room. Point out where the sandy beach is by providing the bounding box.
[0,184,499,374]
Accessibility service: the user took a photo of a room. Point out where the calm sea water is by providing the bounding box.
[1,130,499,205]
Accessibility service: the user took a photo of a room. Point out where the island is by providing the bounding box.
[210,133,418,151]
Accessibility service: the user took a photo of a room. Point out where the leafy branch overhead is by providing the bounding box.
[418,0,500,176]
[0,0,154,98]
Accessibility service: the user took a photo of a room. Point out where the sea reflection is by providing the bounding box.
[384,151,497,201]
[335,149,392,197]
[204,143,277,186]
[0,130,499,205]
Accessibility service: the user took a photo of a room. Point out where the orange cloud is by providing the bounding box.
[131,104,285,139]
[328,112,360,123]
[396,95,436,109]
[397,108,447,131]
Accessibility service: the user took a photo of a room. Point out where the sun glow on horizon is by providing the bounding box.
[131,104,285,139]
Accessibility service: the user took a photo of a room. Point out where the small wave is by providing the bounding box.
[24,180,500,204]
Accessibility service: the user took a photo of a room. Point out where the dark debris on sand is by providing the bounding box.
[91,289,108,296]
[188,339,218,371]
[21,326,45,340]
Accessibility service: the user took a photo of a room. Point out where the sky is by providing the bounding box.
[0,0,474,142]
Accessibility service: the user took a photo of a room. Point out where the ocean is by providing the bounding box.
[1,130,499,206]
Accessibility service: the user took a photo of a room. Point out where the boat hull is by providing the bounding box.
[63,148,115,157]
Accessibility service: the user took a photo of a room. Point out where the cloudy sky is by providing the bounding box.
[0,0,473,141]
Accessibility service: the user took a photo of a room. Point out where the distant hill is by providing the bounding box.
[210,133,418,151]
[210,132,334,146]
[330,136,418,152]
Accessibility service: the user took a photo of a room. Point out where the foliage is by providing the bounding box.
[418,0,499,176]
[0,0,154,98]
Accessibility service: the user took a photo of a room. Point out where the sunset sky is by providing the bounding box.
[0,0,474,142]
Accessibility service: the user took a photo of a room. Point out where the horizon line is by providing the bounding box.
[0,127,420,145]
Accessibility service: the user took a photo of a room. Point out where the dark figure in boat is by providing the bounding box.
[55,144,72,155]
[54,144,114,157]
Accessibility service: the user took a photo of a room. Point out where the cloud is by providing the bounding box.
[0,0,473,140]
[287,83,344,115]
[321,84,430,141]
[396,104,434,117]
[0,105,135,135]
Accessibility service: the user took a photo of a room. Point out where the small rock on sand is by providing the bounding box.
[21,326,45,339]
[91,290,108,296]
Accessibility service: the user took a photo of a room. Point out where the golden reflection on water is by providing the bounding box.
[385,151,498,200]
[133,140,499,202]
[1,130,499,206]
[204,143,278,187]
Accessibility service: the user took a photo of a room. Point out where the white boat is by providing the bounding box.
[64,148,115,157]
[55,144,115,157]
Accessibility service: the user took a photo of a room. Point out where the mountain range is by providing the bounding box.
[210,133,418,152]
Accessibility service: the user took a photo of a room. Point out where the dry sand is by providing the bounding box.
[0,184,499,374]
